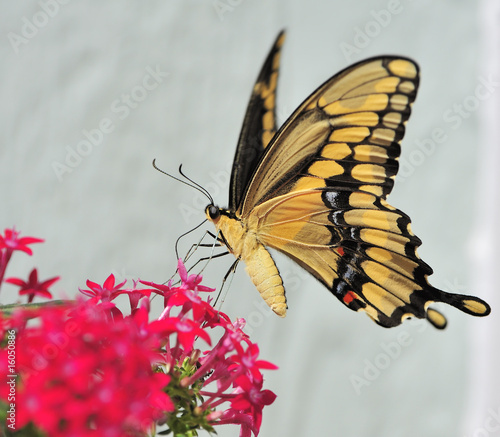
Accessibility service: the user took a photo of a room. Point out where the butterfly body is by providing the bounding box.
[206,206,287,316]
[204,31,491,328]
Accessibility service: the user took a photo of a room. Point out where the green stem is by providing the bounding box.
[0,299,73,316]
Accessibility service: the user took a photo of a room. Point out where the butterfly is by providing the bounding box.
[204,31,491,328]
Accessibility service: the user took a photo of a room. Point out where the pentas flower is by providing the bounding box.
[229,343,278,383]
[0,227,44,256]
[177,258,214,292]
[79,273,127,302]
[0,227,44,291]
[5,267,59,303]
[140,260,278,437]
[77,274,148,320]
[0,244,278,437]
[113,279,153,313]
[154,316,211,350]
[118,259,278,436]
[215,378,277,437]
[230,375,277,433]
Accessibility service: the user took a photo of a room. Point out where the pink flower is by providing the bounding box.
[177,258,215,292]
[0,227,44,255]
[229,343,279,382]
[78,274,131,319]
[152,316,211,351]
[230,375,277,433]
[0,228,44,292]
[5,268,59,303]
[79,273,127,302]
[111,279,153,313]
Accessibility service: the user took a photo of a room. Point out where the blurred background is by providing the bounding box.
[1,1,499,436]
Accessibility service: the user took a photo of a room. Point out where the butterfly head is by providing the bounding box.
[205,204,221,224]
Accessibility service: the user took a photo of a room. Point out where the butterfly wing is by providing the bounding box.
[239,57,415,215]
[239,57,490,328]
[229,31,285,210]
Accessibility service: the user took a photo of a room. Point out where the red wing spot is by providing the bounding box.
[337,247,345,256]
[343,291,356,304]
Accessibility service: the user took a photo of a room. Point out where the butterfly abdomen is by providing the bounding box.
[207,209,288,317]
[242,243,287,317]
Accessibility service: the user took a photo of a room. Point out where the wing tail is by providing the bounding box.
[430,288,491,318]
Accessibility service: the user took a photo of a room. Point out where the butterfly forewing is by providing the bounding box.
[229,31,285,210]
[239,57,417,216]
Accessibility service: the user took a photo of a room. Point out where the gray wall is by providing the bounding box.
[1,2,497,436]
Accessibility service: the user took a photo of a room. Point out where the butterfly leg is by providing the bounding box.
[183,230,229,262]
[182,230,223,262]
[213,258,240,312]
[186,250,230,276]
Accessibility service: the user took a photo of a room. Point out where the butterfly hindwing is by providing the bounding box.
[229,31,285,210]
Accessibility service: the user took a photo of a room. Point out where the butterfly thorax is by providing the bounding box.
[205,204,287,317]
[205,205,248,257]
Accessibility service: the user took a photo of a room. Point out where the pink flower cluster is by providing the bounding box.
[1,301,173,436]
[0,228,277,437]
[141,261,278,436]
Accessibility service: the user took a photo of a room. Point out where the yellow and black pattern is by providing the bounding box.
[239,57,419,213]
[207,33,491,328]
[229,31,285,210]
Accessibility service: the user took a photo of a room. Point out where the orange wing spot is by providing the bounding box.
[337,247,345,256]
[343,291,356,304]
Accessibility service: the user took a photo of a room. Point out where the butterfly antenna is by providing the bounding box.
[152,159,214,204]
[178,164,214,205]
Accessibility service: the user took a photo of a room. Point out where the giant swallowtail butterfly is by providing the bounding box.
[205,31,490,328]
